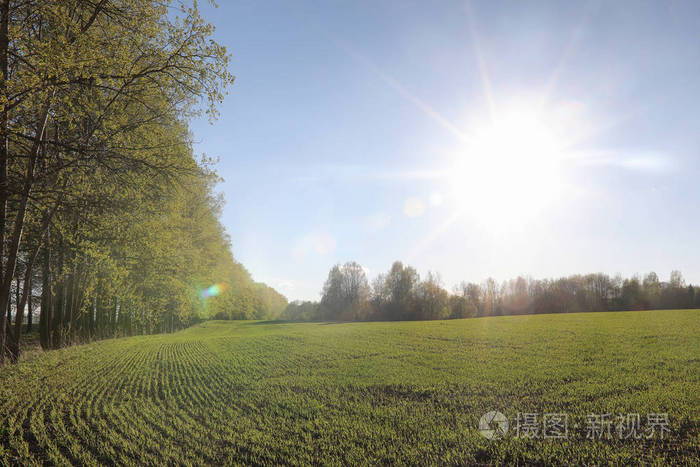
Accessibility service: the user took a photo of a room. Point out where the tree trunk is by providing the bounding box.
[52,239,64,348]
[9,227,50,360]
[40,238,51,349]
[27,275,32,332]
[0,0,10,365]
[90,295,96,339]
[65,271,73,343]
[112,299,118,338]
[0,93,52,360]
[14,275,20,325]
[3,297,9,349]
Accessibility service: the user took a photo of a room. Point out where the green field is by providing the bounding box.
[1,310,699,465]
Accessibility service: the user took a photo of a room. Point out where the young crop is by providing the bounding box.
[1,310,698,465]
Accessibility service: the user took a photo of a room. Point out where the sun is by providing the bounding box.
[448,105,569,226]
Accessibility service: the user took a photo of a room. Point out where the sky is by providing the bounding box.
[189,0,700,302]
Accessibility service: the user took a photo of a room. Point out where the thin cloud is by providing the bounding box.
[571,150,675,172]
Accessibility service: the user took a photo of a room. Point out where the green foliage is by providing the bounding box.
[0,310,697,464]
[279,300,321,321]
[208,270,288,321]
[0,0,285,360]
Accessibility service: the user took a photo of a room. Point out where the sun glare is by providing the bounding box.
[449,106,569,226]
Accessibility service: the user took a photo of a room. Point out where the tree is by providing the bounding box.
[670,270,685,289]
[383,261,419,320]
[482,278,500,316]
[622,276,643,310]
[292,266,700,323]
[320,262,371,321]
[415,272,449,320]
[642,272,661,308]
[449,295,477,319]
[0,1,297,363]
[280,301,320,321]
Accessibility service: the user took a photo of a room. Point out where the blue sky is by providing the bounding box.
[190,0,700,301]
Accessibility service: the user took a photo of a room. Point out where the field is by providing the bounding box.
[1,310,698,465]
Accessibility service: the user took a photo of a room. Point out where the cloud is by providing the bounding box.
[570,150,674,172]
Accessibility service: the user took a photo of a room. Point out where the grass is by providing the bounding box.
[1,309,698,465]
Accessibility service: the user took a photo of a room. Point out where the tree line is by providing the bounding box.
[281,261,699,322]
[0,1,285,364]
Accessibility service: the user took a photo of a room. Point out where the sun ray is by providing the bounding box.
[464,0,496,120]
[406,210,464,262]
[335,39,468,142]
[542,4,595,105]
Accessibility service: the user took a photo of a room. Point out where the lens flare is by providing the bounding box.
[200,282,228,299]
